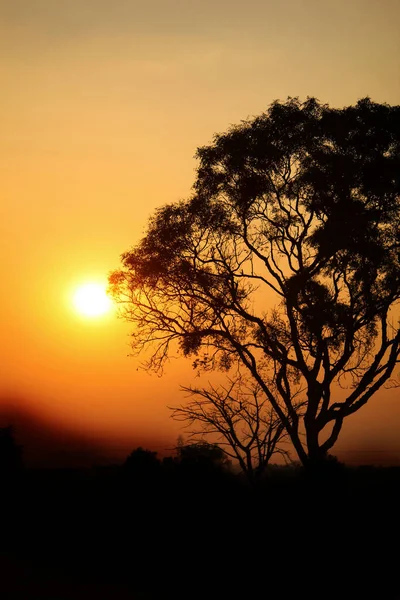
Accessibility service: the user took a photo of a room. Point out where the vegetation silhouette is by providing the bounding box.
[3,97,400,598]
[174,439,231,480]
[109,97,400,470]
[0,426,23,475]
[2,435,400,598]
[171,373,291,484]
[123,446,162,488]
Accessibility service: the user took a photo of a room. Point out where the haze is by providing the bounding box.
[1,0,399,465]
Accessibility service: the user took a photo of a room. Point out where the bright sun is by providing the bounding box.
[73,283,112,317]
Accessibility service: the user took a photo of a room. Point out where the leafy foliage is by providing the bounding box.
[110,97,400,466]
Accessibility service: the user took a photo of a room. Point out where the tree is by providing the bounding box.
[0,426,23,474]
[109,97,400,469]
[171,372,293,483]
[124,447,161,481]
[175,440,230,474]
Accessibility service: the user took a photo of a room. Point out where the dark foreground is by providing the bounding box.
[2,463,400,599]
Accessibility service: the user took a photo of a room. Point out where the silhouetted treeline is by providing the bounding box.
[2,431,400,598]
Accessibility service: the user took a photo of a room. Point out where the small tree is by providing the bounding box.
[110,97,400,468]
[124,447,161,482]
[171,373,294,483]
[176,440,230,474]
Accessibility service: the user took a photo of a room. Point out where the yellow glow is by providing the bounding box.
[72,283,112,318]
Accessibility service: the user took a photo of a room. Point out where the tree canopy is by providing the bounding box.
[109,97,400,468]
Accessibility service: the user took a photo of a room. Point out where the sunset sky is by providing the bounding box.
[1,0,399,465]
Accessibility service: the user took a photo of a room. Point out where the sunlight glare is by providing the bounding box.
[73,283,112,318]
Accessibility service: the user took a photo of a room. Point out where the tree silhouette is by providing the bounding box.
[0,426,23,474]
[176,440,230,475]
[171,371,292,483]
[109,97,400,468]
[123,446,161,483]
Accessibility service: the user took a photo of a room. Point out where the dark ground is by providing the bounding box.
[1,463,400,599]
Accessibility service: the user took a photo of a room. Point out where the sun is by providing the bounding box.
[72,283,112,317]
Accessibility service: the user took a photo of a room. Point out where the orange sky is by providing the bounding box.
[1,0,400,465]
